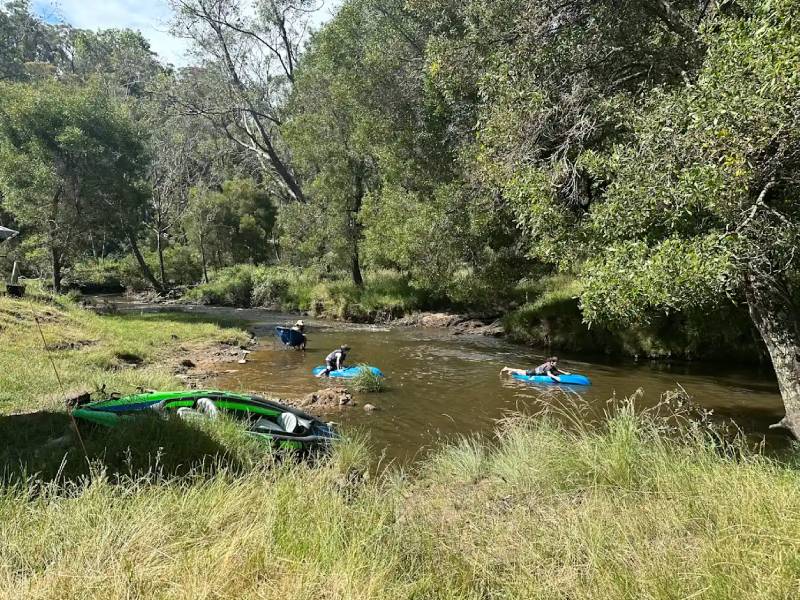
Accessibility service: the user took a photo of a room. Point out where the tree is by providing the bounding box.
[573,0,800,435]
[0,80,153,292]
[169,0,316,204]
[183,178,277,277]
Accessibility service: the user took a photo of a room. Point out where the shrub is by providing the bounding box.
[64,259,125,293]
[348,365,385,393]
[183,265,256,307]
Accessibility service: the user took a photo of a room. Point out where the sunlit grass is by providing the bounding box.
[2,395,800,598]
[2,296,800,599]
[0,294,248,414]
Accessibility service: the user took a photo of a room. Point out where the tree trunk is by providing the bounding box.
[745,270,800,437]
[157,231,167,288]
[51,246,62,294]
[199,232,209,284]
[48,187,63,293]
[126,229,163,292]
[352,244,364,288]
[350,167,365,288]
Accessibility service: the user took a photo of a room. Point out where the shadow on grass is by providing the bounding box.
[0,410,266,487]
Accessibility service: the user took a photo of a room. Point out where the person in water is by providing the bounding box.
[317,344,351,377]
[290,319,307,350]
[501,356,571,382]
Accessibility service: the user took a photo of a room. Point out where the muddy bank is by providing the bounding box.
[172,338,257,388]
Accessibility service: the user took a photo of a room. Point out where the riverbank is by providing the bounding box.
[2,393,800,598]
[0,293,252,415]
[154,265,765,364]
[1,296,797,598]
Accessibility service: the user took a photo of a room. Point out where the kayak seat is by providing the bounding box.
[252,413,299,434]
[279,412,299,433]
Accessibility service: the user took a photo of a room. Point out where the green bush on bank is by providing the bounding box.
[184,265,430,320]
[505,275,763,362]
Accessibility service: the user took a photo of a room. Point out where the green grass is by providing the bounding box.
[347,365,386,393]
[2,397,800,598]
[0,294,248,414]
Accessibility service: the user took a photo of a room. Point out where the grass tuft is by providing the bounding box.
[347,365,385,393]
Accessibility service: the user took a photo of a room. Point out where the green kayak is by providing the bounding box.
[73,390,336,451]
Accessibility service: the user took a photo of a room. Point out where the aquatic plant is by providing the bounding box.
[348,365,385,393]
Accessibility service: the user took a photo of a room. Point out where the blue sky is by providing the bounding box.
[32,0,341,66]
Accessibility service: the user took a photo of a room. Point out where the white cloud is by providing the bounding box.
[31,1,343,67]
[33,0,189,65]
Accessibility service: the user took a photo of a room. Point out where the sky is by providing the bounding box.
[32,0,341,66]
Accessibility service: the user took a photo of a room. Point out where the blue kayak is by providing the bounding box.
[276,326,305,347]
[512,373,591,386]
[312,365,384,379]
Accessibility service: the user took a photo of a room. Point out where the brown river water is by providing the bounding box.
[177,307,786,464]
[109,301,786,463]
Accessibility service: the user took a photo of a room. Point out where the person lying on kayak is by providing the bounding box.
[290,319,307,350]
[316,344,351,377]
[501,356,572,382]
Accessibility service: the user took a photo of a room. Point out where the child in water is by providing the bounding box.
[501,356,571,383]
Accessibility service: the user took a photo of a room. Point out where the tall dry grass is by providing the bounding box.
[2,396,799,599]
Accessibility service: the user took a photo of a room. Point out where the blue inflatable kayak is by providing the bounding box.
[512,373,591,386]
[312,365,384,379]
[276,326,305,347]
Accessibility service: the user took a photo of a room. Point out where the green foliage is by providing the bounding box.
[0,79,148,290]
[347,365,385,393]
[183,264,257,307]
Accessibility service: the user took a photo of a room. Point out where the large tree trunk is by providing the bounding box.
[745,270,800,437]
[126,229,163,292]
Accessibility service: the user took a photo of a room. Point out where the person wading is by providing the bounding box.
[317,344,350,377]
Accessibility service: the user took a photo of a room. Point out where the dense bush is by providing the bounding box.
[64,260,125,293]
[505,275,764,362]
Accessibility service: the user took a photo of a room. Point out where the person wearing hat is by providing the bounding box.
[317,344,351,377]
[290,319,307,349]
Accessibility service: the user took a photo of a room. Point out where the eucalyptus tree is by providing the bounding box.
[169,0,317,204]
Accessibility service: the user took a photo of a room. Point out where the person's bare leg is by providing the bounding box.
[501,367,527,376]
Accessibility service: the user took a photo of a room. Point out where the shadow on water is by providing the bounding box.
[0,410,263,488]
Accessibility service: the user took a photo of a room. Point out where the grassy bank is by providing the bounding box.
[2,396,799,598]
[0,292,248,414]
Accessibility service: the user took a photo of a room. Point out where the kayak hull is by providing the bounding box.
[73,390,336,450]
[512,373,591,386]
[276,326,305,347]
[312,365,384,379]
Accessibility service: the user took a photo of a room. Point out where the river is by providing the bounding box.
[172,307,788,463]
